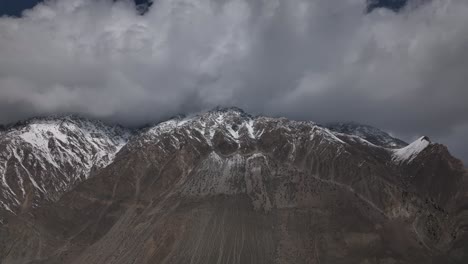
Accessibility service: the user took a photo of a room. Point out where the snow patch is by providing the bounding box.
[245,120,255,139]
[226,124,239,140]
[393,137,430,163]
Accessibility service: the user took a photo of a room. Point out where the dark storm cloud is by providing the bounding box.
[0,0,467,163]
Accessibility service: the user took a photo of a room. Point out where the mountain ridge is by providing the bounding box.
[1,107,467,263]
[0,107,457,220]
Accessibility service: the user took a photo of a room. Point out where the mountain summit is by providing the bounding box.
[0,108,467,264]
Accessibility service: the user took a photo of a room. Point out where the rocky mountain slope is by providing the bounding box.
[0,108,467,264]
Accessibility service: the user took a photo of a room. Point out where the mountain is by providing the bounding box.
[325,122,408,149]
[0,108,467,264]
[0,116,132,222]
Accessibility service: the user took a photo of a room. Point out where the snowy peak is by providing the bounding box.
[140,109,404,152]
[139,108,344,150]
[0,116,132,217]
[209,106,251,116]
[139,108,259,149]
[5,116,132,169]
[325,122,407,149]
[392,136,431,164]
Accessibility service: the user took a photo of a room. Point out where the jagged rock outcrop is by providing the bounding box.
[0,108,466,264]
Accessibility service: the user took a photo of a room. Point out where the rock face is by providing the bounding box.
[0,108,467,264]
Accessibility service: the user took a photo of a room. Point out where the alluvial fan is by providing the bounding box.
[0,108,467,264]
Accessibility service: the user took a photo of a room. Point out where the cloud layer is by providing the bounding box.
[0,0,467,163]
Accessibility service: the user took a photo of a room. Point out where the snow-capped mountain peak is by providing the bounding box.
[0,116,132,216]
[137,108,344,150]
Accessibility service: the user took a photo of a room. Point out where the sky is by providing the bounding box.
[0,0,467,164]
[0,0,43,17]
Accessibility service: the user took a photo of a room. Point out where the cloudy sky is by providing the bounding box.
[0,0,467,164]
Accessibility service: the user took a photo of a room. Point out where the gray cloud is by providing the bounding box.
[0,0,467,164]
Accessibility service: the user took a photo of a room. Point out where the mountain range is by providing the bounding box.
[0,107,467,264]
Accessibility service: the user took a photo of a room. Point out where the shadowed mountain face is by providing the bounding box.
[0,108,467,264]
